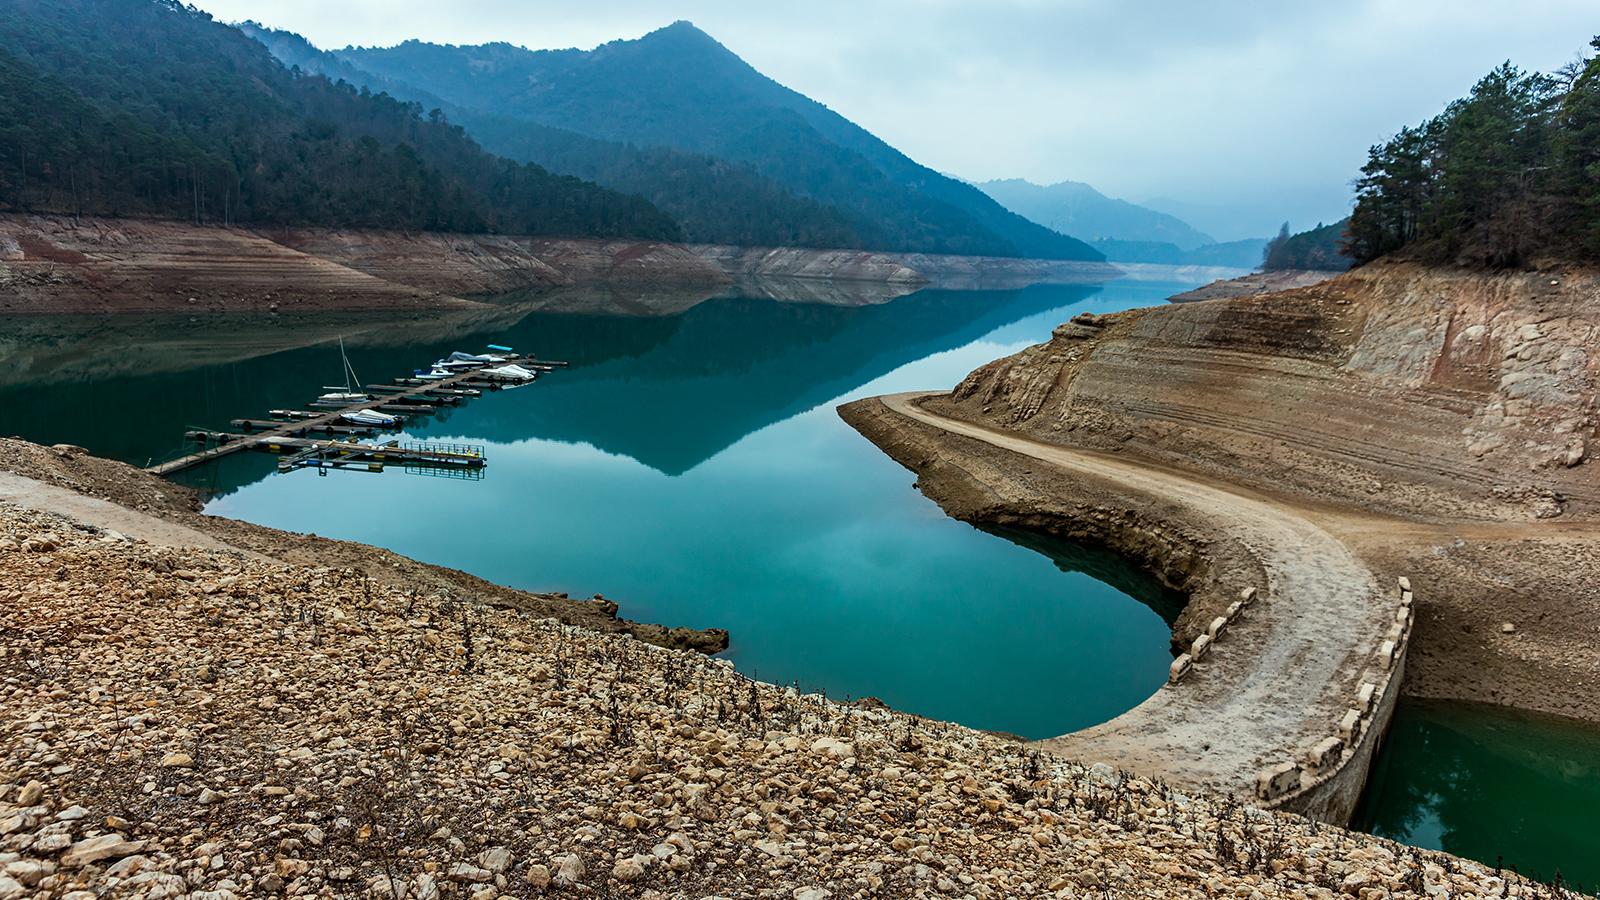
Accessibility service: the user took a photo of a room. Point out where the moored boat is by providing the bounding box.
[339,409,400,428]
[482,363,538,382]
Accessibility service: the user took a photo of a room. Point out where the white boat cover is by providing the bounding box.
[483,364,537,381]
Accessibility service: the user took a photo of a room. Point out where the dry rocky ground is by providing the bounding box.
[0,496,1572,900]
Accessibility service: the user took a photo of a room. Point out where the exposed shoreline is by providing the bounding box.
[841,393,1405,823]
[1166,268,1344,303]
[0,469,1549,897]
[840,261,1600,820]
[0,439,728,655]
[0,213,1121,316]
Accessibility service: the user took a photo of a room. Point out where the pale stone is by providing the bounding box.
[554,854,584,887]
[1168,653,1193,684]
[611,855,647,881]
[60,834,144,867]
[1357,682,1377,713]
[1255,762,1300,801]
[810,737,854,759]
[1303,736,1344,770]
[478,847,512,874]
[448,862,491,882]
[15,781,45,807]
[1377,640,1398,669]
[106,854,150,878]
[1338,709,1363,744]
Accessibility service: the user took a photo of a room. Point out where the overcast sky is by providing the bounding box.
[195,0,1596,240]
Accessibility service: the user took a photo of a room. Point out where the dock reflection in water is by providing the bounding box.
[2,278,1191,738]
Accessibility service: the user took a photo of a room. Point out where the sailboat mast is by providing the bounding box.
[339,336,363,392]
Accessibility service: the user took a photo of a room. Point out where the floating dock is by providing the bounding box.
[148,352,565,477]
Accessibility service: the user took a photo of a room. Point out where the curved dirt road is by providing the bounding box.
[878,392,1391,801]
[0,471,254,555]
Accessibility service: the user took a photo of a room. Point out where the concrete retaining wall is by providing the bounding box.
[1167,586,1254,684]
[1257,578,1415,825]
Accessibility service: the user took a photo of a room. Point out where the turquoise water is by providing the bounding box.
[9,276,1600,874]
[0,279,1188,738]
[1356,700,1600,890]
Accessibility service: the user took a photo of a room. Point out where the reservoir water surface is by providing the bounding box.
[5,276,1596,884]
[2,279,1187,739]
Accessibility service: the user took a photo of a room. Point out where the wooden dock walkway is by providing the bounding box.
[147,355,564,477]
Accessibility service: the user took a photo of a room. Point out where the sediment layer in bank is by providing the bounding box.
[0,214,1121,315]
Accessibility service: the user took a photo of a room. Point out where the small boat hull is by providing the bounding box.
[340,410,400,428]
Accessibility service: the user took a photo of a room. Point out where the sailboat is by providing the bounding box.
[319,337,370,403]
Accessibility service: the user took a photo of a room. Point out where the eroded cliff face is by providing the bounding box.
[937,260,1599,522]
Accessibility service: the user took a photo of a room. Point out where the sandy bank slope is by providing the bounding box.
[0,466,1550,898]
[0,214,1123,315]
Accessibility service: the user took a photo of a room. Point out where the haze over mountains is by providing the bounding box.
[0,0,1283,268]
[245,21,1103,261]
[978,179,1269,268]
[978,179,1215,249]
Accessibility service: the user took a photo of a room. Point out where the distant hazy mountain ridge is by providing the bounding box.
[326,22,1103,261]
[978,179,1215,249]
[1089,237,1268,269]
[978,178,1265,268]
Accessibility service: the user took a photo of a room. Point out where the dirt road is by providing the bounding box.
[0,471,253,555]
[878,392,1393,801]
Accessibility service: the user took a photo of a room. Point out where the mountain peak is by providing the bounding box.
[632,20,731,55]
[660,20,707,35]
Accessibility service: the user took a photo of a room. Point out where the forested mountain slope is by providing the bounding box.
[0,0,678,240]
[337,22,1102,260]
[240,23,866,249]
